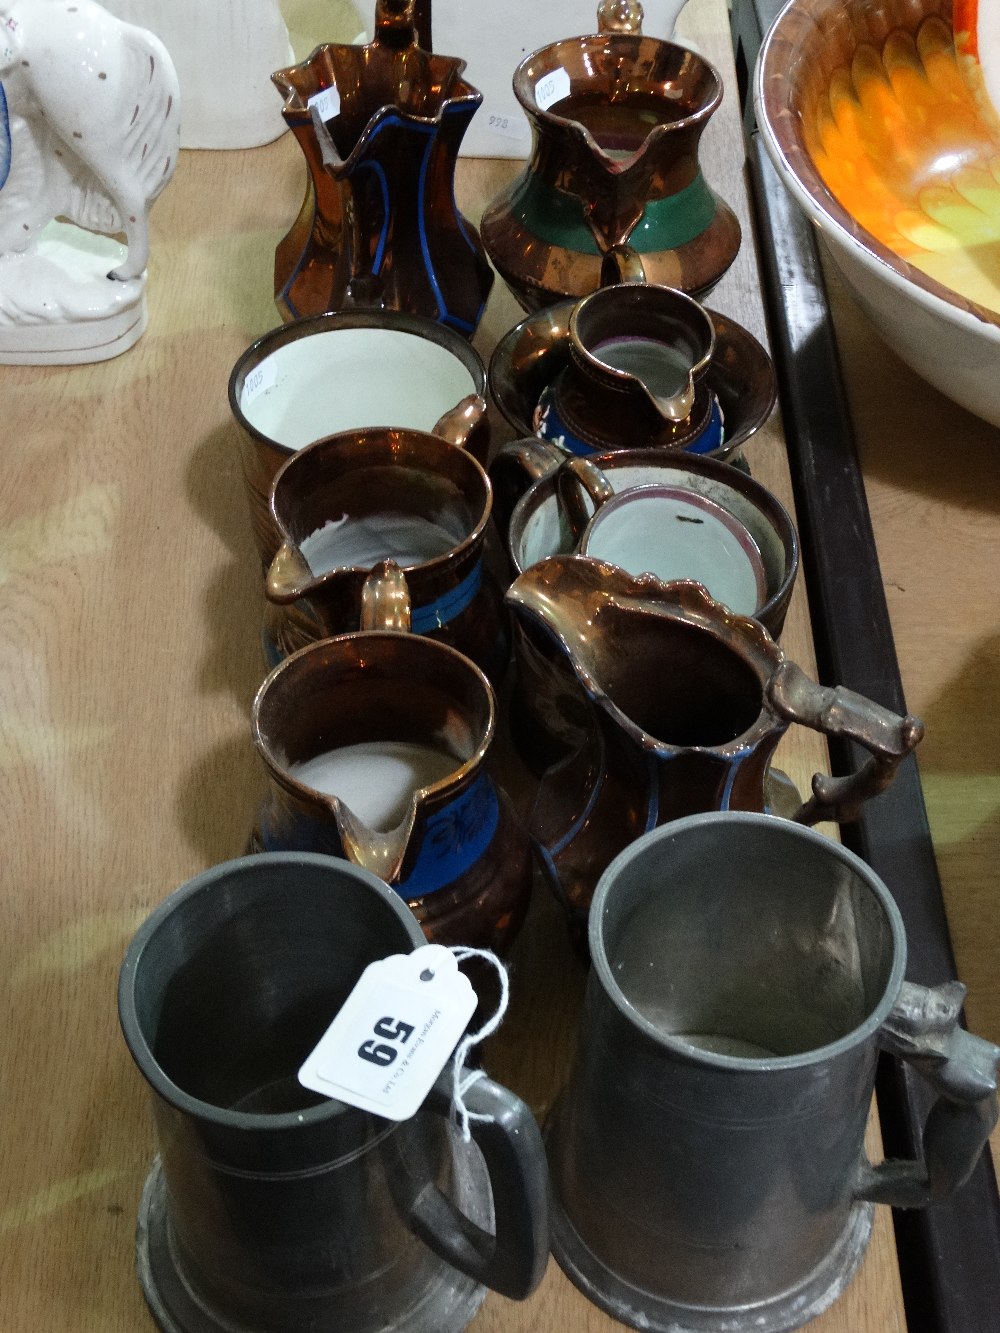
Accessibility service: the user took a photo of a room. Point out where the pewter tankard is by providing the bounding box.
[547,813,1000,1332]
[119,853,548,1333]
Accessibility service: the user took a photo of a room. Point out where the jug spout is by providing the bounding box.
[266,540,315,602]
[505,556,779,748]
[567,280,716,436]
[641,374,696,424]
[333,798,414,885]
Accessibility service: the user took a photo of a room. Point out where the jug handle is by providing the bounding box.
[373,0,431,51]
[433,393,488,450]
[854,981,1000,1208]
[600,243,647,287]
[596,0,691,38]
[361,560,411,632]
[597,0,644,35]
[487,435,567,539]
[765,661,924,825]
[556,456,617,545]
[402,1069,549,1299]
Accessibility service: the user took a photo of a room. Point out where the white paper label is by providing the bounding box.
[485,109,529,144]
[535,67,571,111]
[241,358,277,406]
[298,945,477,1121]
[307,85,341,122]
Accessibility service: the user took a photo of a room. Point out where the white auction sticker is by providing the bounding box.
[298,945,478,1121]
[485,109,529,145]
[241,358,277,406]
[307,84,341,122]
[535,67,571,111]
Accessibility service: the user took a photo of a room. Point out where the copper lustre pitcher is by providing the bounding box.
[481,0,741,310]
[251,565,532,953]
[506,557,924,933]
[262,427,509,684]
[272,0,493,331]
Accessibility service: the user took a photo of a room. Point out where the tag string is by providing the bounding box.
[447,946,509,1142]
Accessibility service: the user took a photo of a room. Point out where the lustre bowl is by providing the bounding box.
[756,0,1000,428]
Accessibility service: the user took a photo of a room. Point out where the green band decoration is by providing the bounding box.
[510,170,717,255]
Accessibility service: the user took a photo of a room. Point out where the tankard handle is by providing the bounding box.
[401,1069,549,1299]
[765,661,924,824]
[855,981,1000,1208]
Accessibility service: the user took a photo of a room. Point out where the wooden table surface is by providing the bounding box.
[2,0,993,1329]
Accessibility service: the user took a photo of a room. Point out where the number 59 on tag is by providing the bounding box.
[358,1016,415,1067]
[297,948,478,1120]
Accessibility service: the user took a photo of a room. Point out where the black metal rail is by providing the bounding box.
[732,2,1000,1327]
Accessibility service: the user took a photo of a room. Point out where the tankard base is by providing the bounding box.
[136,1158,490,1333]
[549,1186,874,1333]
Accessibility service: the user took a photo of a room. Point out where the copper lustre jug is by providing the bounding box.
[263,428,509,684]
[480,0,741,311]
[272,0,493,331]
[506,557,923,931]
[251,574,532,953]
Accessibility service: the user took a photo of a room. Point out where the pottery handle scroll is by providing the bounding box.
[855,981,1000,1208]
[765,661,924,824]
[361,560,411,632]
[556,457,617,545]
[402,1069,548,1299]
[433,393,488,450]
[600,244,647,287]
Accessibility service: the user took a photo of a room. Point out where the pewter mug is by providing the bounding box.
[118,853,548,1333]
[547,813,1000,1333]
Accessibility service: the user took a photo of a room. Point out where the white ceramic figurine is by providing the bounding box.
[0,0,180,363]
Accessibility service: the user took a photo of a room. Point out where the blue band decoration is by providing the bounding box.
[410,560,482,633]
[535,387,725,457]
[259,772,500,899]
[0,84,10,193]
[395,774,499,898]
[719,747,750,811]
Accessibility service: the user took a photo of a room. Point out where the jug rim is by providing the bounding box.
[512,32,723,131]
[267,427,494,593]
[229,310,486,455]
[273,38,483,122]
[504,449,797,634]
[118,851,425,1131]
[506,555,788,756]
[588,811,908,1072]
[252,632,496,808]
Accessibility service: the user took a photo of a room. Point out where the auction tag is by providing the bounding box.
[241,357,277,406]
[298,945,477,1121]
[485,109,529,146]
[535,67,571,111]
[307,84,341,123]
